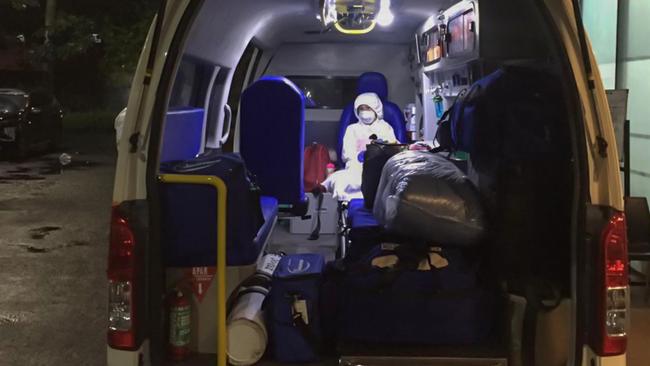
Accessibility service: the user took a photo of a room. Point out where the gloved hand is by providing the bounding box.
[357,151,365,163]
[409,142,433,151]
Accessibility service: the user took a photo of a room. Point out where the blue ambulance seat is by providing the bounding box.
[337,72,407,162]
[162,195,278,268]
[240,76,307,215]
[347,198,379,228]
[160,107,204,162]
[256,196,279,245]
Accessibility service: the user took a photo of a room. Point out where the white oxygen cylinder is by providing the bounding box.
[226,254,282,365]
[227,283,270,366]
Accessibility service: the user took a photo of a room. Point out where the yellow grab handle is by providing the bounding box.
[158,174,227,366]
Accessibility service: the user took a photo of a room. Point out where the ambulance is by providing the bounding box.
[107,1,628,365]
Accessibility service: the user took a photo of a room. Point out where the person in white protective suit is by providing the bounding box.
[322,92,398,200]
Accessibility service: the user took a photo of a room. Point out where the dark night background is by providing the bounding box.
[1,0,159,120]
[0,2,160,364]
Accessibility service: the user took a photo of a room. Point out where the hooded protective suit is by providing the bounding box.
[342,92,397,169]
[323,92,398,200]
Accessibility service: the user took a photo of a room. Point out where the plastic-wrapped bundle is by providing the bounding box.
[373,151,485,246]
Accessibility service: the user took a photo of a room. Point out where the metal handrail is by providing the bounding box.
[158,174,227,366]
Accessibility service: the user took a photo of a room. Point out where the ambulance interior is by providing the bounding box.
[148,0,578,365]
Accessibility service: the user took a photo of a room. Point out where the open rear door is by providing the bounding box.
[108,2,199,366]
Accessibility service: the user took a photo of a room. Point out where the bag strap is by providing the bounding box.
[428,146,448,154]
[308,189,324,241]
[516,278,563,366]
[430,85,483,155]
[373,242,436,291]
[289,294,321,353]
[429,103,455,154]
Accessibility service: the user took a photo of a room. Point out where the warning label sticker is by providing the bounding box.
[184,267,215,303]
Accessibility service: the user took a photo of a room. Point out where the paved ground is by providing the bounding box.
[0,132,115,366]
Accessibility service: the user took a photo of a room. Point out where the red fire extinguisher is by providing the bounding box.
[168,289,191,361]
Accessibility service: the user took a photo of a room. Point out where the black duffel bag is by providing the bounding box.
[335,244,496,345]
[160,150,264,266]
[361,141,408,209]
[373,151,486,246]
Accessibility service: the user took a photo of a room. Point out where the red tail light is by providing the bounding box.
[594,211,628,356]
[107,206,137,350]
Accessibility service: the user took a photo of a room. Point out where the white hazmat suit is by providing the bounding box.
[323,92,398,201]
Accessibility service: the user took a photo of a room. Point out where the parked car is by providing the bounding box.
[0,88,64,158]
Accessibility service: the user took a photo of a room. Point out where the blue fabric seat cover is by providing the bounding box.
[160,107,204,163]
[240,76,306,209]
[256,196,279,245]
[337,72,407,162]
[348,198,379,228]
[161,194,278,267]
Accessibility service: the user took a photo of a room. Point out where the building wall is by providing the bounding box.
[582,0,618,89]
[617,1,650,200]
[584,0,650,200]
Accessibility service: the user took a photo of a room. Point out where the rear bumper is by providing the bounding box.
[582,346,626,366]
[107,341,148,366]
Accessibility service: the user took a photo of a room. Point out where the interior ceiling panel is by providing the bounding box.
[260,0,456,45]
[186,0,454,66]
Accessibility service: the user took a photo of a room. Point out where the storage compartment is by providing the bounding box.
[446,6,477,58]
[420,26,443,65]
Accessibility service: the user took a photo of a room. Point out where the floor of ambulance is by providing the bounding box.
[267,219,339,260]
[168,343,507,366]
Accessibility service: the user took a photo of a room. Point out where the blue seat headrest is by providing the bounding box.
[256,75,306,100]
[357,72,388,101]
[160,107,204,163]
[240,75,307,214]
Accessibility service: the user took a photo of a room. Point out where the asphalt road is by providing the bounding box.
[0,132,115,366]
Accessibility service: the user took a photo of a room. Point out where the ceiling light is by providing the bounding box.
[321,0,337,26]
[376,9,394,26]
[376,0,394,27]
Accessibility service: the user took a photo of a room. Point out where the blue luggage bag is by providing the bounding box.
[268,254,325,363]
[159,151,264,266]
[338,245,496,345]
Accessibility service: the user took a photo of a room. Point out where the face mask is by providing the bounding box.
[359,110,376,125]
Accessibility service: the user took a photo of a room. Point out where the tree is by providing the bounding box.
[1,0,159,110]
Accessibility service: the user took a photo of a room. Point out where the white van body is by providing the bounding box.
[108,1,626,365]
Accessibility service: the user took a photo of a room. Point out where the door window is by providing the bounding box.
[286,76,357,109]
[221,42,262,152]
